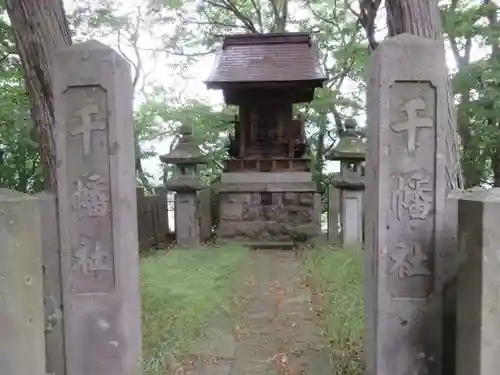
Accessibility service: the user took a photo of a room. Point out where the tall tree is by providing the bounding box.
[384,0,464,190]
[6,0,72,190]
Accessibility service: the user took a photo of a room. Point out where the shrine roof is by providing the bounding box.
[205,32,327,88]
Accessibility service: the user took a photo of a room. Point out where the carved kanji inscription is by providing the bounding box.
[68,102,106,156]
[70,171,114,293]
[72,174,109,218]
[390,97,433,155]
[73,235,113,276]
[387,239,433,298]
[389,241,431,279]
[390,169,434,221]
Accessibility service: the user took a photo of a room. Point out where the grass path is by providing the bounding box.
[140,244,248,374]
[176,250,333,375]
[140,245,365,375]
[303,247,364,375]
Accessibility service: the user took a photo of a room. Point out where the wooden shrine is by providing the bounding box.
[205,32,327,246]
[205,32,326,172]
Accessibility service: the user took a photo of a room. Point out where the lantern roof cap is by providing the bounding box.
[327,118,366,161]
[160,124,207,165]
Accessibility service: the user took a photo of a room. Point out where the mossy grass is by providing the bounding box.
[140,243,248,374]
[303,245,365,375]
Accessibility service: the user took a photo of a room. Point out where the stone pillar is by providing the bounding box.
[199,187,212,241]
[340,190,363,246]
[365,34,449,375]
[327,118,365,247]
[53,40,142,375]
[327,184,340,244]
[454,188,500,375]
[36,192,65,375]
[0,189,45,375]
[175,192,200,246]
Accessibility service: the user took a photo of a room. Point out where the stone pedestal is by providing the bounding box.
[175,192,200,247]
[216,172,319,245]
[340,189,363,246]
[0,189,45,375]
[53,40,142,375]
[455,188,500,375]
[365,34,451,375]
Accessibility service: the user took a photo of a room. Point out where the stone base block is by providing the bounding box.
[216,190,319,243]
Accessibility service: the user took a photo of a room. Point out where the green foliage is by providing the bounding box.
[142,0,369,190]
[140,243,248,374]
[0,11,44,191]
[134,89,237,183]
[1,0,498,189]
[303,245,364,375]
[442,0,500,186]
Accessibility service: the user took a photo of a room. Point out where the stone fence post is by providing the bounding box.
[53,40,142,375]
[454,188,500,375]
[365,34,452,375]
[0,189,46,375]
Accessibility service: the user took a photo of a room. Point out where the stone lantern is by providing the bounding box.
[327,118,366,246]
[160,124,207,247]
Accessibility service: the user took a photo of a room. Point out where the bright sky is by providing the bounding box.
[63,0,489,185]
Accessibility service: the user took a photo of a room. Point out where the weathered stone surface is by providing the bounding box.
[53,40,142,375]
[455,188,500,375]
[216,189,318,243]
[175,192,199,247]
[36,192,66,375]
[442,188,462,375]
[365,34,450,375]
[0,189,45,375]
[340,190,363,246]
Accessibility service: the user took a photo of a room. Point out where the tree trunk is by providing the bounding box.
[6,0,72,191]
[385,0,464,192]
